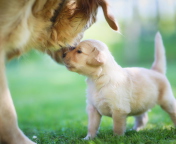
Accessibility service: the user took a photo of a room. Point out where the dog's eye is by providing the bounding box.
[62,52,67,58]
[77,50,82,54]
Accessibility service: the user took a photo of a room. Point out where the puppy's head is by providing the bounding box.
[63,40,107,76]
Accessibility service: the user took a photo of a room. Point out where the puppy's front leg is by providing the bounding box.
[84,104,102,140]
[133,112,148,131]
[112,111,127,136]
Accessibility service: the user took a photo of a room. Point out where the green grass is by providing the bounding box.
[6,52,176,144]
[5,21,176,143]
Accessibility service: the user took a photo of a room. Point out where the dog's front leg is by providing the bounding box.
[112,111,127,136]
[0,49,35,144]
[84,104,102,140]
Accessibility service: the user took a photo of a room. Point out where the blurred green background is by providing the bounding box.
[5,0,176,141]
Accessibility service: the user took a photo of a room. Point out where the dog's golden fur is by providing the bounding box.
[0,0,118,143]
[2,0,95,58]
[63,33,176,139]
[2,0,118,60]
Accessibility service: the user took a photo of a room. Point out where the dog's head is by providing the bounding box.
[47,0,118,63]
[62,40,108,76]
[5,0,118,61]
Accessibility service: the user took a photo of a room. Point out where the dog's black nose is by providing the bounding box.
[62,52,67,58]
[69,46,75,51]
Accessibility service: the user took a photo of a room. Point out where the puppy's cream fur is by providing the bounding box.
[63,32,176,139]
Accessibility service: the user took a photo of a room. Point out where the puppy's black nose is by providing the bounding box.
[62,52,67,58]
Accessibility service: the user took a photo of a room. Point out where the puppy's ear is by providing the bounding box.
[99,0,118,31]
[86,48,106,67]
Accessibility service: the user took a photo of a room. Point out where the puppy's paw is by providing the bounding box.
[83,135,94,140]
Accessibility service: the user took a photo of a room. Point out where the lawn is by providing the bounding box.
[6,52,176,144]
[5,20,176,144]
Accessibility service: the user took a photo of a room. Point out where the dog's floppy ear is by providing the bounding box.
[86,47,106,67]
[99,0,118,31]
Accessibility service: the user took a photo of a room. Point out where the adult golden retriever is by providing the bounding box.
[0,0,118,143]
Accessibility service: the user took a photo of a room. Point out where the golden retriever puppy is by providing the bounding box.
[0,0,118,143]
[63,32,176,139]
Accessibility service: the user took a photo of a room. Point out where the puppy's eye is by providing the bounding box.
[77,50,82,53]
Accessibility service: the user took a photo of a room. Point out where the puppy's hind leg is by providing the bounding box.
[133,112,148,131]
[159,87,176,126]
[0,49,35,144]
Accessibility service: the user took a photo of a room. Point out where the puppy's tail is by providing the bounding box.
[151,32,166,74]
